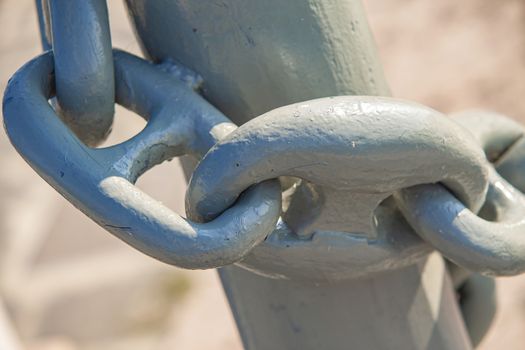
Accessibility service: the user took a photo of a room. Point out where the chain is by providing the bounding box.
[4,1,525,282]
[3,49,281,269]
[396,112,525,276]
[185,97,490,280]
[37,0,115,146]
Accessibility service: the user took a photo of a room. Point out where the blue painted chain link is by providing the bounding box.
[36,0,114,146]
[3,50,281,268]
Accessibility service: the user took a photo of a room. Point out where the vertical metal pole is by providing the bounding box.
[125,0,472,348]
[221,256,469,349]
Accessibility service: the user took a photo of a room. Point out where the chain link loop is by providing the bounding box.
[42,0,115,146]
[2,50,281,269]
[185,97,490,280]
[6,5,525,279]
[396,111,525,275]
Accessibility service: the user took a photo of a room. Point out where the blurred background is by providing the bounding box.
[1,0,525,349]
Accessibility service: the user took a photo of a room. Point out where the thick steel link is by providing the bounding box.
[488,119,525,193]
[396,111,525,275]
[186,97,490,280]
[2,50,281,269]
[7,47,525,279]
[48,0,115,146]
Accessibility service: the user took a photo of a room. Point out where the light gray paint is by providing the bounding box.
[124,0,473,348]
[5,0,510,347]
[186,96,489,281]
[397,112,525,275]
[221,254,471,350]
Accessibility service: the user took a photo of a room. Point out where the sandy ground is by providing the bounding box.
[1,0,525,349]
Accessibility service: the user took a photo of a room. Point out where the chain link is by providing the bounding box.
[5,2,525,281]
[38,0,115,146]
[396,112,525,276]
[3,50,281,269]
[185,97,490,280]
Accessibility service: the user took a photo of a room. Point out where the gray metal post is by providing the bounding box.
[122,0,471,348]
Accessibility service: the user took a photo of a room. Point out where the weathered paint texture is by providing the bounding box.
[124,0,390,125]
[186,97,490,280]
[9,0,523,348]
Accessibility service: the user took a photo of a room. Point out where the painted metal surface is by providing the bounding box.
[48,0,115,146]
[124,0,390,126]
[397,112,525,276]
[2,50,281,269]
[123,1,473,348]
[186,96,489,280]
[486,114,525,193]
[221,254,471,350]
[7,0,524,348]
[459,274,497,347]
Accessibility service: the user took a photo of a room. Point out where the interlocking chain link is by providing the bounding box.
[37,0,115,146]
[397,112,525,276]
[3,50,281,269]
[185,97,490,280]
[4,1,525,281]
